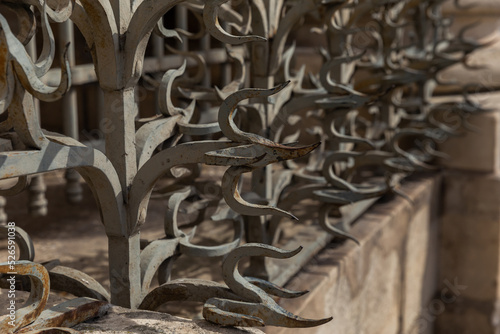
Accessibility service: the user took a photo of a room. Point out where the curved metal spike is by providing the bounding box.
[0,261,49,332]
[320,51,366,92]
[27,0,74,23]
[139,279,240,311]
[29,3,56,77]
[47,265,110,302]
[135,115,184,168]
[391,187,414,206]
[221,166,298,220]
[204,298,266,327]
[205,144,266,167]
[165,45,207,85]
[154,17,182,43]
[179,218,243,257]
[245,277,308,298]
[10,38,71,102]
[391,129,442,170]
[0,3,36,45]
[205,296,333,327]
[0,224,35,261]
[318,204,360,245]
[176,7,206,40]
[322,152,365,192]
[140,239,179,295]
[314,188,387,206]
[222,243,302,302]
[204,0,266,45]
[164,186,196,238]
[219,82,290,143]
[457,21,482,48]
[201,244,333,327]
[178,121,221,136]
[158,60,196,117]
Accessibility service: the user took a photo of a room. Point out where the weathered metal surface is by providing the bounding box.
[0,0,487,330]
[0,261,49,333]
[17,298,109,334]
[0,224,35,261]
[203,244,333,327]
[0,261,109,334]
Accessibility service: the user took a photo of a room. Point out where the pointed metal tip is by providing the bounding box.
[292,315,334,328]
[174,35,183,44]
[282,246,303,258]
[273,81,291,93]
[310,142,321,150]
[350,237,361,246]
[251,36,268,43]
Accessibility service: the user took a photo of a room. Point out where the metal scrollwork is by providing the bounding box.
[0,0,486,330]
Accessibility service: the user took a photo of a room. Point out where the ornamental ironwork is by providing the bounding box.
[0,0,486,331]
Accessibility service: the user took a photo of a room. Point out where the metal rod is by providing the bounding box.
[175,5,188,51]
[59,20,83,204]
[26,38,48,217]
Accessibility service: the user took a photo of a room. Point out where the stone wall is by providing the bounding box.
[266,175,441,334]
[436,1,500,333]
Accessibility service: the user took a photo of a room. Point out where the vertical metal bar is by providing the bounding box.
[97,86,105,133]
[245,0,275,277]
[153,34,164,115]
[101,87,141,308]
[59,21,78,139]
[221,22,232,86]
[108,234,141,308]
[102,89,138,196]
[202,39,211,87]
[26,38,48,217]
[201,33,212,112]
[175,5,188,51]
[59,20,83,204]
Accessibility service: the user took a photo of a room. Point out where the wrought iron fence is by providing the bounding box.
[0,0,486,331]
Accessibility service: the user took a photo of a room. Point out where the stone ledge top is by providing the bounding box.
[443,0,500,15]
[73,306,265,334]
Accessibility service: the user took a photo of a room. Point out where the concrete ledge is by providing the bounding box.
[74,306,264,334]
[265,175,441,334]
[443,0,500,16]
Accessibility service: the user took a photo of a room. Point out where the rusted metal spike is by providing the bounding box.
[0,224,35,261]
[0,261,109,334]
[201,243,333,327]
[0,261,49,333]
[47,265,110,302]
[221,166,299,220]
[17,298,109,334]
[203,0,266,45]
[245,277,308,298]
[318,204,360,245]
[139,279,241,311]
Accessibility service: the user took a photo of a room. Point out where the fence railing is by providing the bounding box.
[0,0,485,331]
